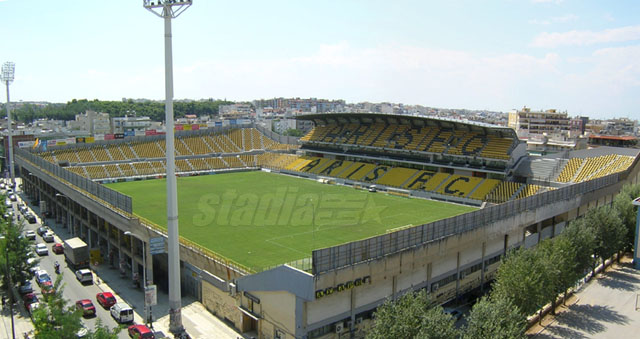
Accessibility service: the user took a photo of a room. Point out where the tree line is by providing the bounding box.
[3,98,234,124]
[367,183,640,339]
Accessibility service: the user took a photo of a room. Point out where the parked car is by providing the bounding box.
[52,243,64,254]
[25,213,37,224]
[35,270,51,286]
[41,283,55,297]
[76,324,88,338]
[96,292,117,309]
[42,231,55,243]
[22,293,38,310]
[25,230,36,240]
[128,324,155,339]
[110,303,134,324]
[36,226,49,236]
[18,280,33,295]
[8,194,17,202]
[35,243,48,256]
[75,269,93,284]
[75,299,96,317]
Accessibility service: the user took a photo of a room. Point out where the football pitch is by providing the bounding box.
[106,171,476,270]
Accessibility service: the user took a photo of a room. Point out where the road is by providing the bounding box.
[12,198,131,339]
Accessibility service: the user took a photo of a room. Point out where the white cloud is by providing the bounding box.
[531,25,640,47]
[529,14,578,25]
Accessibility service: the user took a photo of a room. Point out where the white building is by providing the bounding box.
[111,116,152,133]
[67,110,111,134]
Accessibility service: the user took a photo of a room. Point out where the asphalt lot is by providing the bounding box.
[10,196,131,338]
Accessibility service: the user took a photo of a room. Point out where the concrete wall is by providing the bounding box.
[201,280,242,329]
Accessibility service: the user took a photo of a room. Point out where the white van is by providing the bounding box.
[110,302,134,323]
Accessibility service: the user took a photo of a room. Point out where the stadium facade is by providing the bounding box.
[13,114,640,339]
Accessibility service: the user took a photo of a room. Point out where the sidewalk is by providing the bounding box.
[92,259,241,339]
[0,300,35,339]
[529,255,640,338]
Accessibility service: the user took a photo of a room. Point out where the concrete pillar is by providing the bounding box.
[131,237,139,278]
[88,227,93,249]
[146,243,154,285]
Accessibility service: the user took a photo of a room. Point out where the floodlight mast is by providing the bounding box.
[143,0,192,335]
[1,62,16,188]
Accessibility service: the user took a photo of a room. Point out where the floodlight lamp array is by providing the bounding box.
[143,0,192,18]
[1,62,15,83]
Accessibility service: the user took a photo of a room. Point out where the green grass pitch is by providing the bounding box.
[106,171,476,271]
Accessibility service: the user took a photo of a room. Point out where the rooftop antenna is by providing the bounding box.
[1,62,16,188]
[143,1,192,336]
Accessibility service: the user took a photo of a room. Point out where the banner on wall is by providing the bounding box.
[114,133,125,139]
[104,134,115,140]
[145,129,157,136]
[18,141,35,148]
[86,137,95,143]
[94,134,105,141]
[124,131,135,137]
[175,125,184,131]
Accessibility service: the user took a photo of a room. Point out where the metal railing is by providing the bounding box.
[311,172,621,274]
[136,215,254,276]
[15,148,132,213]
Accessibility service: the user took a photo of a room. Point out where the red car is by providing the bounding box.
[22,293,38,309]
[75,299,96,317]
[96,292,116,309]
[52,243,64,254]
[128,324,155,339]
[41,281,55,297]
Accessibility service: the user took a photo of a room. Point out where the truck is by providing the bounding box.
[64,237,90,270]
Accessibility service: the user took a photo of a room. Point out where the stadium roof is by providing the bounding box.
[296,112,517,138]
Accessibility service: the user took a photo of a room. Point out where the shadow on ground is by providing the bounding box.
[596,264,640,292]
[553,303,629,335]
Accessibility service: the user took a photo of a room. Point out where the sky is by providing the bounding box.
[1,0,639,120]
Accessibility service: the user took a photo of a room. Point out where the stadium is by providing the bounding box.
[14,113,640,339]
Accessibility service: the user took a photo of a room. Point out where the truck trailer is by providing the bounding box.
[64,237,90,270]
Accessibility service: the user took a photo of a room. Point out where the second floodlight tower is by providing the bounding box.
[1,62,16,188]
[143,0,192,335]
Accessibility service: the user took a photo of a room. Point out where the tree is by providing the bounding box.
[32,275,84,338]
[585,205,625,268]
[491,247,547,317]
[613,184,640,251]
[415,306,459,339]
[32,275,122,338]
[535,239,564,315]
[0,213,38,299]
[558,218,596,279]
[88,318,122,339]
[462,295,526,339]
[367,289,458,339]
[284,128,304,137]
